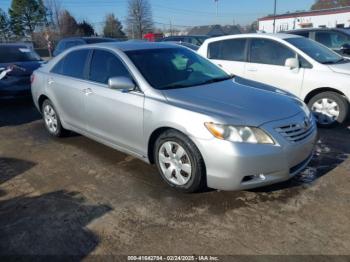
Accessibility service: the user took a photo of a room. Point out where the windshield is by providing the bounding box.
[0,46,41,63]
[285,37,343,64]
[126,47,231,90]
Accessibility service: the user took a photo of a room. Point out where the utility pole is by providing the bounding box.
[273,0,277,33]
[214,0,219,24]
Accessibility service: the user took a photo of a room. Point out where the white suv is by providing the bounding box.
[198,33,350,127]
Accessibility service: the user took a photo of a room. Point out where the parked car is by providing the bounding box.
[286,28,350,57]
[31,42,316,192]
[0,44,42,99]
[53,37,119,57]
[166,41,200,51]
[199,33,350,127]
[159,35,209,46]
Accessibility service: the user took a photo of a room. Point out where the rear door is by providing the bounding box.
[244,38,304,96]
[49,49,90,131]
[207,38,247,77]
[83,49,144,154]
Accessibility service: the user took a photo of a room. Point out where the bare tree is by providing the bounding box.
[126,0,153,39]
[59,10,78,37]
[45,0,62,31]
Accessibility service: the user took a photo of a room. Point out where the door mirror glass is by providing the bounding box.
[340,43,350,54]
[108,76,135,92]
[285,58,299,69]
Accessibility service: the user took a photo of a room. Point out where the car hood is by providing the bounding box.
[162,78,304,126]
[328,61,350,75]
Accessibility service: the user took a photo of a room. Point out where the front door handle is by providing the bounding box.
[48,79,54,85]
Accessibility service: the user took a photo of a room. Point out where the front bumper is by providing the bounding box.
[193,113,318,191]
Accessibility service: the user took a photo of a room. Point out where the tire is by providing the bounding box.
[308,91,349,128]
[41,99,68,137]
[154,130,206,193]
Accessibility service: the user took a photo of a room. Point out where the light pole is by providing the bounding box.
[273,0,277,33]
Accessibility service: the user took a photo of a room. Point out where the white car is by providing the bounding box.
[198,33,350,127]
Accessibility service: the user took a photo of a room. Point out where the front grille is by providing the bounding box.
[275,117,315,143]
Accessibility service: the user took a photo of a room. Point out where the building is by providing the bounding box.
[259,6,350,33]
[187,25,241,37]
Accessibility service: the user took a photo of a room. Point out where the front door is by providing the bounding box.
[244,38,304,97]
[84,49,144,154]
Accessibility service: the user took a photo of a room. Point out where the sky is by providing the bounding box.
[0,0,315,32]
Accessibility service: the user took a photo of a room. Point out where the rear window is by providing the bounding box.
[0,46,41,63]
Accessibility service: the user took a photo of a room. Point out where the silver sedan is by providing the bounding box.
[31,42,317,193]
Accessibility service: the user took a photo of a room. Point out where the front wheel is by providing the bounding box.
[308,92,349,128]
[154,130,206,193]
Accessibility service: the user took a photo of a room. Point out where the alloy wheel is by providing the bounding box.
[43,104,58,133]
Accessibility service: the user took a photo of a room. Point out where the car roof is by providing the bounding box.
[287,28,350,34]
[60,37,116,42]
[203,33,302,43]
[83,41,183,52]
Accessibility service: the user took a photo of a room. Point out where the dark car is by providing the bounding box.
[287,28,350,57]
[159,35,209,46]
[0,44,42,99]
[53,37,120,57]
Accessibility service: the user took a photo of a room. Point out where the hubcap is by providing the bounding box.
[158,141,192,186]
[43,104,58,133]
[311,98,340,125]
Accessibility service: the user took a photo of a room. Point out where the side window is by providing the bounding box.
[51,49,90,79]
[315,31,350,49]
[298,55,312,69]
[208,39,247,62]
[250,38,295,66]
[89,49,131,84]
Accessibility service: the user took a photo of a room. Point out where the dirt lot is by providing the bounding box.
[0,99,350,259]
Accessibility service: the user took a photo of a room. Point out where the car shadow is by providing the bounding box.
[0,190,112,258]
[0,98,41,127]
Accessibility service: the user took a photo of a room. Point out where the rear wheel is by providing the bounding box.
[42,99,68,137]
[154,130,206,193]
[308,92,349,127]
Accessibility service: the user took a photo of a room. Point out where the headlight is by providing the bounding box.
[204,122,274,144]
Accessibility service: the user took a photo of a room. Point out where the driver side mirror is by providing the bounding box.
[285,58,299,70]
[340,43,350,55]
[108,76,135,92]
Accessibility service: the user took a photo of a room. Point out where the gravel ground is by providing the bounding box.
[0,99,349,260]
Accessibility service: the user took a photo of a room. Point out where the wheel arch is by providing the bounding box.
[304,87,348,104]
[38,94,50,112]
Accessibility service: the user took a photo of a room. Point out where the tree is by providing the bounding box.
[126,0,153,39]
[77,20,95,36]
[58,10,78,37]
[0,8,12,41]
[103,13,125,39]
[9,0,47,37]
[311,0,350,10]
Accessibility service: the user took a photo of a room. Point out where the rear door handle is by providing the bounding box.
[247,68,257,72]
[48,79,54,85]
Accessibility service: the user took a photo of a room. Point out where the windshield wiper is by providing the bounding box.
[197,75,234,85]
[322,58,346,64]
